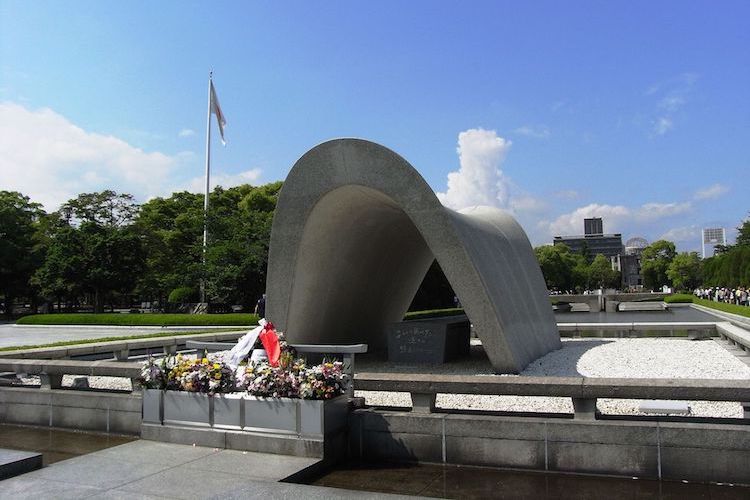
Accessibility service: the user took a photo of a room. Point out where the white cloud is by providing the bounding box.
[436,128,512,209]
[179,128,195,137]
[546,201,693,238]
[659,225,700,244]
[653,117,673,135]
[0,102,183,210]
[647,73,698,136]
[185,168,263,193]
[694,183,729,200]
[555,189,580,200]
[637,202,691,220]
[513,125,550,139]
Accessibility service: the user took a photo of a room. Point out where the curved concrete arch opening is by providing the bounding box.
[287,185,435,351]
[266,138,560,373]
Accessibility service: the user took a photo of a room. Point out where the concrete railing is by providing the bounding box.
[0,358,141,390]
[353,372,750,419]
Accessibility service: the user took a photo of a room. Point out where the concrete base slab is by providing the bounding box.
[0,448,43,480]
[0,440,410,500]
[141,423,326,458]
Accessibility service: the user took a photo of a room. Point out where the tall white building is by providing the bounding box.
[702,227,726,258]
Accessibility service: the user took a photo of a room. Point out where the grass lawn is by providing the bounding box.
[0,328,245,352]
[16,313,258,327]
[692,297,750,318]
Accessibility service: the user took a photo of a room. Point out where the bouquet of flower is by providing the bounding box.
[299,360,348,400]
[239,354,349,400]
[164,354,236,394]
[137,355,177,390]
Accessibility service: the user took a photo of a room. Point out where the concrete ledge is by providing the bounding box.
[0,387,141,435]
[141,423,326,458]
[350,409,750,484]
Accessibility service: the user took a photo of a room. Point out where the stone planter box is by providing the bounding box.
[146,392,348,438]
[142,389,163,425]
[243,395,347,438]
[213,393,244,430]
[163,392,212,427]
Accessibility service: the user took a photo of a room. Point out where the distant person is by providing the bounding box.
[254,294,266,318]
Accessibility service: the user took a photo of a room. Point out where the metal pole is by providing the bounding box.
[201,72,212,304]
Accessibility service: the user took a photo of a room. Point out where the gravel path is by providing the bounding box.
[356,338,750,418]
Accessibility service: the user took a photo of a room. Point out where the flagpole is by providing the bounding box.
[201,71,212,305]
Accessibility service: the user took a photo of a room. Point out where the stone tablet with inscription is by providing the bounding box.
[386,316,470,363]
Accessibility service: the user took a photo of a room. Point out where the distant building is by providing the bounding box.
[584,217,603,236]
[553,219,623,259]
[702,227,726,259]
[612,237,648,289]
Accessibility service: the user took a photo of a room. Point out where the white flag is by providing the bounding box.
[210,80,227,145]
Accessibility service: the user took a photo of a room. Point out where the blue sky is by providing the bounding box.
[1,1,748,251]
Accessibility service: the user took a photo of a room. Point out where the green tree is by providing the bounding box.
[736,215,750,247]
[35,191,145,312]
[666,252,703,291]
[60,190,139,227]
[0,191,44,316]
[641,240,676,290]
[587,254,620,289]
[135,191,204,305]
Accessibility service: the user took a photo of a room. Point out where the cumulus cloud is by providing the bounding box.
[545,201,693,238]
[0,102,183,210]
[178,128,195,137]
[436,128,512,209]
[659,225,701,244]
[185,168,263,193]
[694,183,729,200]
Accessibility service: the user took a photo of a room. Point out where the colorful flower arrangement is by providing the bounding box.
[240,352,348,400]
[138,327,349,400]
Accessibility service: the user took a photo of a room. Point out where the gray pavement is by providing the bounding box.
[0,440,418,499]
[0,324,235,349]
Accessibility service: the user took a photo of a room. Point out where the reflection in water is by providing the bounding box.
[0,424,135,466]
[312,461,750,499]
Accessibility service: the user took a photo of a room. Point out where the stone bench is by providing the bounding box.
[386,315,470,363]
[618,302,666,312]
[715,322,750,351]
[0,359,141,389]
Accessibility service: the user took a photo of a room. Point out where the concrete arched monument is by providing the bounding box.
[266,139,560,373]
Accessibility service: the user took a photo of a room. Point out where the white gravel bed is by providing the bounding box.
[356,338,750,418]
[18,374,133,391]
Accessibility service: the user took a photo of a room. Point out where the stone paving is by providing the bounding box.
[0,440,416,499]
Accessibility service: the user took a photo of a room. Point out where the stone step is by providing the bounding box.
[0,448,43,480]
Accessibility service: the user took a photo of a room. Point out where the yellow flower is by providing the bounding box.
[214,373,221,380]
[213,363,221,369]
[202,358,209,365]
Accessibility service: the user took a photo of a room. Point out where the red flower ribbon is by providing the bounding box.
[259,322,281,367]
